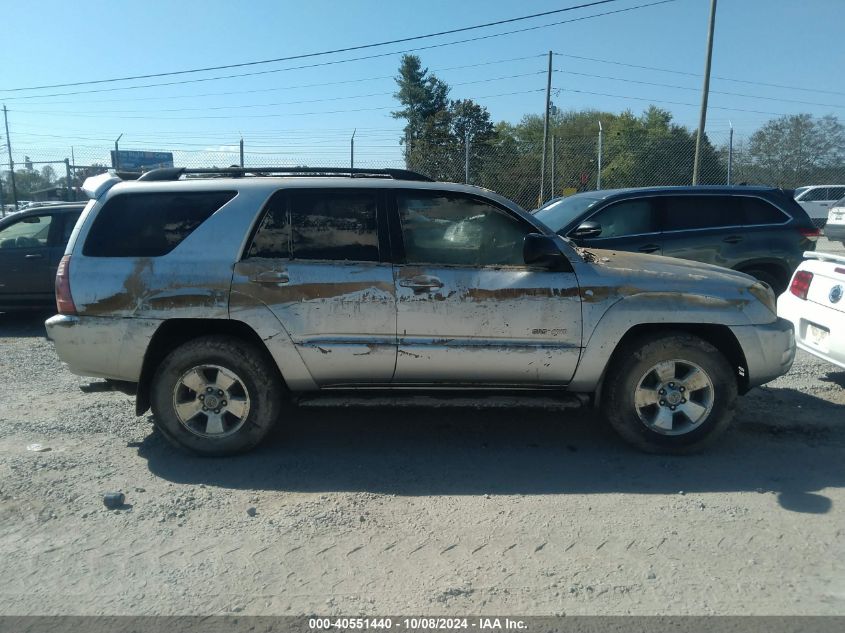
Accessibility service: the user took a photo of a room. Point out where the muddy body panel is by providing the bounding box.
[48,175,793,402]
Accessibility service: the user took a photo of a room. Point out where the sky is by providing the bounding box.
[0,0,843,169]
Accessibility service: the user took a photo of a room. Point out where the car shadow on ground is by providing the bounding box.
[137,387,844,514]
[819,371,845,388]
[0,311,53,338]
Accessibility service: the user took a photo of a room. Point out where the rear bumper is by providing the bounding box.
[778,294,845,370]
[45,314,154,381]
[729,318,796,389]
[823,223,845,243]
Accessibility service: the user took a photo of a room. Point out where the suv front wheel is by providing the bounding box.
[601,332,737,453]
[150,335,283,456]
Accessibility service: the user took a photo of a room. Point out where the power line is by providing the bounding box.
[16,88,545,121]
[17,72,546,115]
[1,0,676,101]
[560,87,791,117]
[18,55,546,107]
[1,1,623,92]
[556,70,845,109]
[554,51,845,98]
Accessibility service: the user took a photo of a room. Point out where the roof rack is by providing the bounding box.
[136,166,433,182]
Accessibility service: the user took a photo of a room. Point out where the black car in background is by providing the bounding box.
[534,186,820,294]
[0,203,85,311]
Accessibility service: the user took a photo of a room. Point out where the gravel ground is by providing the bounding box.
[1,244,843,616]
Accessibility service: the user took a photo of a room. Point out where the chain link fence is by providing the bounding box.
[3,131,845,216]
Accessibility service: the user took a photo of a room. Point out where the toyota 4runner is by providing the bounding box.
[46,167,796,456]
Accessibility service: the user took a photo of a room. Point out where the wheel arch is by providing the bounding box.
[733,258,791,284]
[576,321,751,407]
[135,318,284,415]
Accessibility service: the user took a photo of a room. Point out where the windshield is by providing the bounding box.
[533,195,602,231]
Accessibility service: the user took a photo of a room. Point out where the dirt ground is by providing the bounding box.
[1,245,844,616]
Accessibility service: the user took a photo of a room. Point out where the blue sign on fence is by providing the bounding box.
[110,150,174,170]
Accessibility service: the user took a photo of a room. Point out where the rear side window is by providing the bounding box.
[84,191,235,257]
[248,189,379,261]
[739,198,788,225]
[828,187,845,201]
[801,188,829,202]
[662,195,736,231]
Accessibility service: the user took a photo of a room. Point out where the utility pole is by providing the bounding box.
[70,146,77,201]
[65,158,71,202]
[539,50,553,206]
[692,0,717,185]
[350,129,356,170]
[113,133,123,171]
[0,172,5,217]
[3,105,19,210]
[727,121,734,185]
[597,121,603,190]
[464,130,470,184]
[550,136,556,198]
[239,137,244,168]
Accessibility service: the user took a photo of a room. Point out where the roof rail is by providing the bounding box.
[136,166,433,182]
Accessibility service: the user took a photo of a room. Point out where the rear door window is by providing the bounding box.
[586,199,660,238]
[662,195,737,231]
[83,191,235,257]
[61,212,82,244]
[248,189,380,262]
[739,197,788,225]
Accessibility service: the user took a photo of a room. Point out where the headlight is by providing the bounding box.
[749,282,777,314]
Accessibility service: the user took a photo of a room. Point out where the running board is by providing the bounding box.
[295,394,588,410]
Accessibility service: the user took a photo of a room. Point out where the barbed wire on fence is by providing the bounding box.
[3,130,845,214]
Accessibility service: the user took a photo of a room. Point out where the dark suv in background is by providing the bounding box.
[0,202,86,311]
[534,186,819,294]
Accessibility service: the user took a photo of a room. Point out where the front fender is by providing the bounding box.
[568,291,757,392]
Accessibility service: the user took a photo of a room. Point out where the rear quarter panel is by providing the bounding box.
[69,185,269,319]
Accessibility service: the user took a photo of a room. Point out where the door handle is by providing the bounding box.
[723,235,743,244]
[24,253,44,259]
[638,244,660,254]
[399,275,444,292]
[250,270,289,285]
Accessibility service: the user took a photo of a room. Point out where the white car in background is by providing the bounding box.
[778,251,845,370]
[794,185,845,228]
[825,197,845,246]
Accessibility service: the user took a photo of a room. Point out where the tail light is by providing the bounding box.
[55,255,77,315]
[789,270,813,300]
[798,227,821,241]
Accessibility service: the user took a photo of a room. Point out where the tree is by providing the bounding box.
[41,165,56,185]
[392,55,496,182]
[4,168,53,199]
[600,106,724,187]
[391,54,450,152]
[746,114,845,187]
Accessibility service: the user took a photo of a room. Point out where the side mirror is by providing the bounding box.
[571,220,602,239]
[523,233,572,271]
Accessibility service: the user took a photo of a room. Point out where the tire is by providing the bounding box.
[601,332,737,454]
[150,335,283,456]
[743,268,787,296]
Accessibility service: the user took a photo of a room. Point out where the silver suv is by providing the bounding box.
[46,167,796,456]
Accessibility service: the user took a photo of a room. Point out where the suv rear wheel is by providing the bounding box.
[150,335,283,456]
[601,332,737,453]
